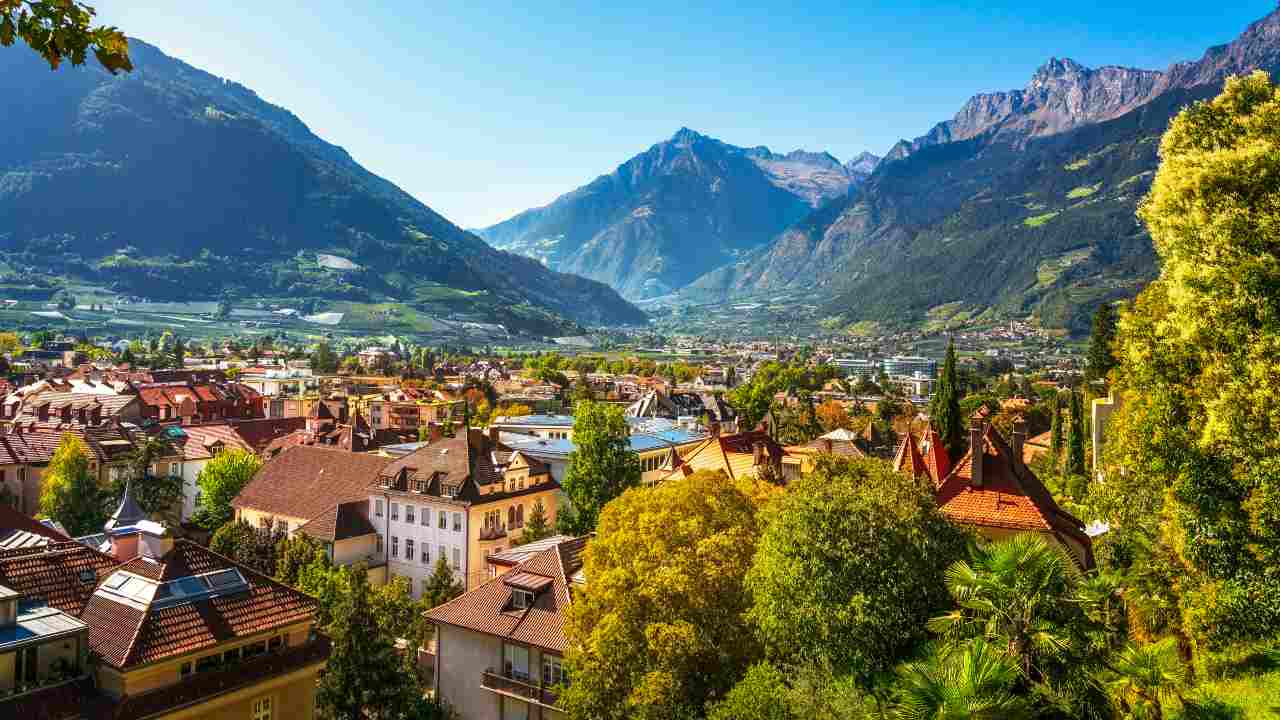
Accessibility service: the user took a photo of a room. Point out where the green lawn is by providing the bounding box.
[1173,649,1280,719]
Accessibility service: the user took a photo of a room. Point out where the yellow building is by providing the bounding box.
[0,521,328,719]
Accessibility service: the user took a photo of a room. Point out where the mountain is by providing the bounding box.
[685,6,1280,333]
[477,129,869,300]
[0,40,646,334]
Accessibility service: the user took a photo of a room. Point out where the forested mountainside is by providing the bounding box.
[683,6,1280,333]
[478,128,876,300]
[0,41,646,334]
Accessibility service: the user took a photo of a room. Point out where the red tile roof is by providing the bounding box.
[81,540,318,668]
[233,445,391,521]
[893,432,929,479]
[0,542,120,614]
[227,417,307,454]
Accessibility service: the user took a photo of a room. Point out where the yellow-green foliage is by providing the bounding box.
[1064,157,1090,170]
[1067,183,1101,199]
[1024,211,1061,227]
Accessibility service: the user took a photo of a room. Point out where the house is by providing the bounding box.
[426,536,586,720]
[679,430,791,483]
[0,503,68,550]
[0,423,140,516]
[150,423,257,522]
[499,424,708,486]
[371,429,563,593]
[135,380,263,425]
[0,497,329,719]
[893,418,1093,569]
[784,427,869,474]
[262,401,412,456]
[2,392,139,427]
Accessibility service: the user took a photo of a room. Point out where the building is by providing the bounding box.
[426,536,586,720]
[831,357,879,378]
[883,356,938,378]
[500,425,708,485]
[371,430,563,592]
[0,423,140,516]
[679,430,791,483]
[893,418,1093,568]
[151,423,257,522]
[0,494,330,719]
[135,380,264,425]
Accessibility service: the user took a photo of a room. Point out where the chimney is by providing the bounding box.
[1011,418,1026,463]
[109,531,140,561]
[969,420,984,487]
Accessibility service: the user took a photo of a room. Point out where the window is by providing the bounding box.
[543,654,567,687]
[516,505,524,528]
[452,512,462,532]
[421,545,430,564]
[390,503,399,521]
[438,545,446,565]
[268,635,285,652]
[376,534,383,554]
[485,509,502,529]
[439,511,447,529]
[421,508,430,526]
[252,696,274,720]
[179,661,192,679]
[405,505,415,523]
[243,641,267,659]
[405,538,414,560]
[375,499,384,518]
[504,644,530,681]
[508,507,516,528]
[391,536,399,557]
[223,647,241,664]
[452,547,461,569]
[511,589,535,609]
[195,654,221,673]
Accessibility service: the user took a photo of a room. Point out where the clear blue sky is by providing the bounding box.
[95,1,1275,228]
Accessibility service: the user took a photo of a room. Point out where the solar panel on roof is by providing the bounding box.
[206,569,242,589]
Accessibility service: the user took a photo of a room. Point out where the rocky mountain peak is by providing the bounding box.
[845,151,882,175]
[669,127,706,145]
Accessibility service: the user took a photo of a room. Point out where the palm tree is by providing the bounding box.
[1102,638,1187,720]
[896,639,1033,720]
[928,533,1080,680]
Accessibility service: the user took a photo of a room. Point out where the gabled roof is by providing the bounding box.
[0,504,69,549]
[921,426,952,486]
[427,536,587,653]
[935,424,1092,566]
[233,445,392,521]
[681,431,786,481]
[892,432,929,479]
[297,500,376,542]
[0,542,120,615]
[80,540,317,668]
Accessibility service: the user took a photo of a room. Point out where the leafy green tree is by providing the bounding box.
[512,498,552,547]
[0,1,131,71]
[275,533,326,587]
[421,557,464,609]
[930,339,963,459]
[707,663,793,720]
[709,662,875,720]
[1048,397,1063,472]
[748,456,967,683]
[557,400,641,535]
[38,434,106,535]
[561,472,762,720]
[728,379,775,431]
[895,639,1032,720]
[210,520,283,577]
[1085,303,1118,384]
[317,564,417,720]
[193,448,263,530]
[1100,71,1280,651]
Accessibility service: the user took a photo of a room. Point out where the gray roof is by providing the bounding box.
[104,480,148,531]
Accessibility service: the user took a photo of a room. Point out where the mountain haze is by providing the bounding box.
[0,40,646,333]
[478,129,875,300]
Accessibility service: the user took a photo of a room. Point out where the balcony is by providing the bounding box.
[481,668,559,709]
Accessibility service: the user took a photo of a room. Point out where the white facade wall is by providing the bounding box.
[372,495,469,600]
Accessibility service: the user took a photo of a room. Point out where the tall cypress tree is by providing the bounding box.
[930,338,964,459]
[1065,389,1086,477]
[1085,303,1118,383]
[1048,396,1063,472]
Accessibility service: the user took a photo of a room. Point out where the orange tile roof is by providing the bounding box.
[893,432,929,479]
[0,542,120,614]
[427,536,586,654]
[233,445,391,521]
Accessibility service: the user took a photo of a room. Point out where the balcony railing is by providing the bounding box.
[481,668,559,708]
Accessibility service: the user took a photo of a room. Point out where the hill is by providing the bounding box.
[477,129,875,300]
[0,40,646,336]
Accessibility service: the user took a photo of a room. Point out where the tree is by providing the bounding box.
[748,456,967,682]
[210,520,283,577]
[709,662,875,720]
[1065,389,1085,477]
[1,0,130,71]
[815,399,854,432]
[0,331,22,355]
[420,557,464,609]
[1084,303,1118,384]
[928,534,1081,681]
[1100,71,1280,651]
[193,448,263,530]
[172,335,186,369]
[930,339,963,459]
[275,533,326,587]
[316,564,417,720]
[38,434,105,535]
[561,472,762,720]
[512,498,552,547]
[311,341,338,373]
[895,639,1032,720]
[1048,396,1063,472]
[1101,638,1187,720]
[106,434,183,524]
[557,400,641,535]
